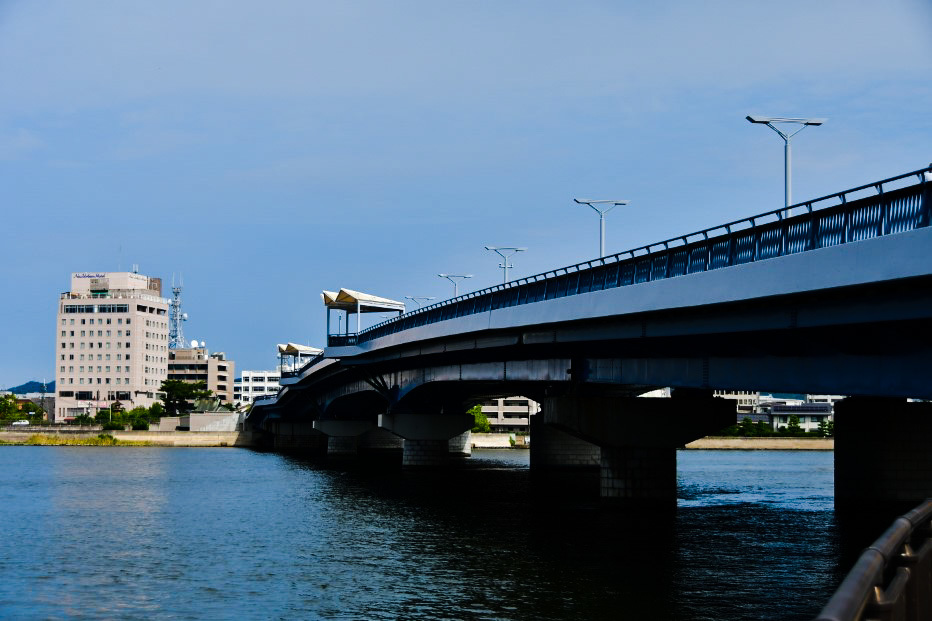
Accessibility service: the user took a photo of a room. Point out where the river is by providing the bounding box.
[0,447,841,620]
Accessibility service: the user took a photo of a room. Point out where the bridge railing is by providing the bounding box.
[338,166,930,348]
[815,499,932,621]
[281,352,327,379]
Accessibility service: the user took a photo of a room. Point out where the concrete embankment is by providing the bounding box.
[470,433,529,449]
[0,430,255,447]
[684,436,833,450]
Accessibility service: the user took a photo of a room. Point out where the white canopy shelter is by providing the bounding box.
[322,288,405,337]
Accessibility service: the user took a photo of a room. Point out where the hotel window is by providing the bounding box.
[81,319,85,325]
[106,318,111,324]
[106,378,110,384]
[126,354,130,360]
[69,378,73,384]
[106,342,110,349]
[97,378,102,384]
[126,319,131,325]
[106,330,111,336]
[80,330,85,337]
[69,343,74,349]
[79,378,84,385]
[97,330,102,337]
[61,319,66,325]
[116,378,121,385]
[70,319,74,325]
[125,378,129,384]
[125,342,130,348]
[60,366,65,372]
[69,366,73,372]
[61,330,66,337]
[60,355,65,360]
[118,318,122,324]
[126,330,131,336]
[69,354,74,360]
[61,342,66,349]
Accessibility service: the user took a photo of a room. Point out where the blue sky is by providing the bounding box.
[1,0,930,385]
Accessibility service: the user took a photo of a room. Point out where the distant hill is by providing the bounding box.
[6,380,55,394]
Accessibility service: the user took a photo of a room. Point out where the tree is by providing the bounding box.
[73,413,93,426]
[148,402,164,420]
[160,380,212,416]
[817,419,828,438]
[787,414,802,436]
[826,419,834,437]
[469,404,490,433]
[739,417,757,437]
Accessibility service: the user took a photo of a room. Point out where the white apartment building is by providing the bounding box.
[54,271,169,422]
[481,396,539,434]
[233,370,281,405]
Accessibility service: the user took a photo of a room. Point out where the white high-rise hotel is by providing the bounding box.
[54,271,169,421]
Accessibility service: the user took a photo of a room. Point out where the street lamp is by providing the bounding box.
[572,199,631,258]
[484,246,526,284]
[404,295,436,309]
[746,115,826,216]
[437,274,473,297]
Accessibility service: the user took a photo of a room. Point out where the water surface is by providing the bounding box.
[0,447,840,620]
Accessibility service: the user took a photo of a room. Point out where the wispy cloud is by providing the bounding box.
[0,128,43,160]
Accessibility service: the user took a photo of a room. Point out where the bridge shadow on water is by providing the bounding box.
[274,450,855,621]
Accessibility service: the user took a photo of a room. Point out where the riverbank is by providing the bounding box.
[0,430,254,447]
[684,436,833,450]
[0,431,831,450]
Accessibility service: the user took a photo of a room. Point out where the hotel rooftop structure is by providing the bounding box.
[54,271,169,422]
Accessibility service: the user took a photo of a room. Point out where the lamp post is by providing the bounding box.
[746,116,826,217]
[484,246,526,284]
[572,199,631,258]
[437,274,473,298]
[404,296,436,309]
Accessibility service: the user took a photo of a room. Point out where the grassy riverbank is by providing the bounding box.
[0,433,151,446]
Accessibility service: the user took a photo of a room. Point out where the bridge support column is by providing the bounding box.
[835,397,932,510]
[448,431,472,459]
[542,392,734,505]
[313,420,377,461]
[269,420,327,455]
[600,446,676,504]
[378,412,474,468]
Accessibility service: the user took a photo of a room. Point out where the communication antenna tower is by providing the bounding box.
[169,274,188,349]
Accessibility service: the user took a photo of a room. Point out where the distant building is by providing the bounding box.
[167,347,235,403]
[481,396,539,434]
[233,370,281,406]
[54,271,168,422]
[763,401,833,433]
[714,390,760,416]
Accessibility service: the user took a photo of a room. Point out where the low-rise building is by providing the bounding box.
[167,347,235,404]
[233,370,281,406]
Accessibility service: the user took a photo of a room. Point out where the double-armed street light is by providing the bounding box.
[572,199,631,258]
[484,246,526,284]
[437,274,473,298]
[404,295,436,309]
[746,116,826,217]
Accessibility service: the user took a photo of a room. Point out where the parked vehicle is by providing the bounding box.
[11,420,29,426]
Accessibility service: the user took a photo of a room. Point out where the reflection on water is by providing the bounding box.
[0,447,842,620]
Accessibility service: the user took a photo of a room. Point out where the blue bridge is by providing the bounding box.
[249,164,932,509]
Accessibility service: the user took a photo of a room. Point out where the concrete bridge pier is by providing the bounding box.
[835,397,932,512]
[268,420,328,455]
[378,412,474,467]
[313,420,377,462]
[540,392,734,506]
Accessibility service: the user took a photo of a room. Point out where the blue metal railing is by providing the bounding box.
[280,352,327,379]
[327,166,930,349]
